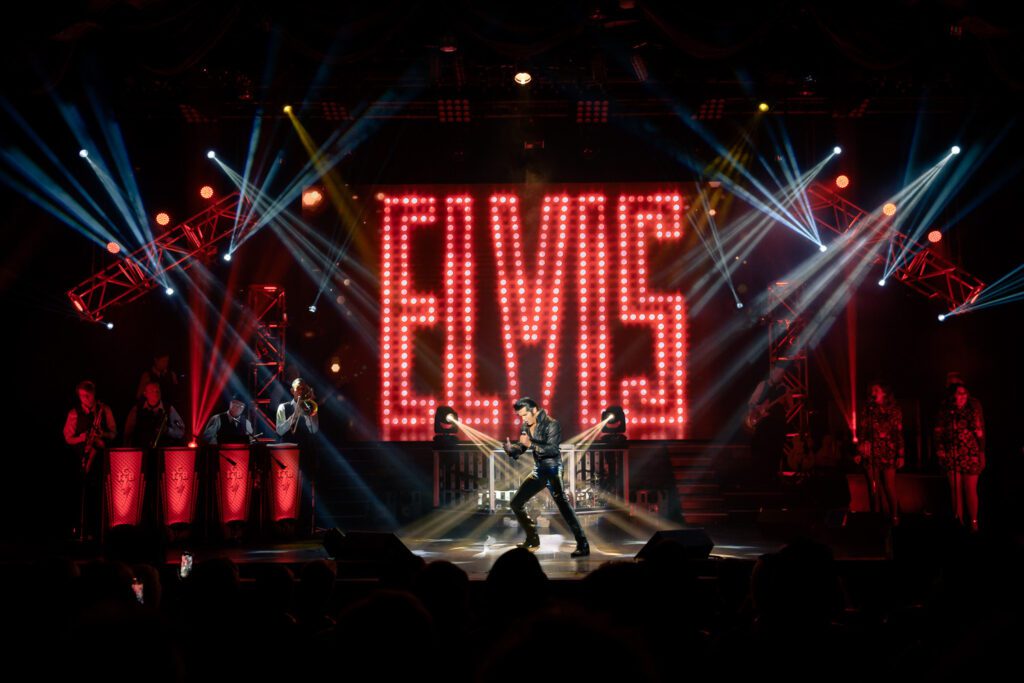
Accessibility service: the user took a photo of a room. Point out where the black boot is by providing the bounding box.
[517,534,541,551]
[570,540,590,557]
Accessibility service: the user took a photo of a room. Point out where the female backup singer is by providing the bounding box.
[855,382,904,525]
[62,380,117,540]
[934,381,985,531]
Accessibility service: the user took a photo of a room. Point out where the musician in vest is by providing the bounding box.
[275,378,321,533]
[62,380,117,540]
[275,378,320,441]
[201,394,255,445]
[503,397,590,558]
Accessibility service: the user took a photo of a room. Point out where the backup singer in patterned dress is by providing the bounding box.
[934,381,985,531]
[503,397,590,558]
[855,382,904,524]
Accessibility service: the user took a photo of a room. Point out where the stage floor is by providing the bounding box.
[149,520,890,580]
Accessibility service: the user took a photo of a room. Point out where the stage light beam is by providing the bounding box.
[206,150,216,159]
[951,145,961,155]
[79,149,88,158]
[833,146,842,155]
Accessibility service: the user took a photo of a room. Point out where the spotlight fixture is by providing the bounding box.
[223,252,232,262]
[106,241,121,255]
[330,361,341,374]
[79,149,89,158]
[882,203,897,216]
[199,185,214,199]
[819,244,828,252]
[758,102,770,112]
[308,304,317,313]
[938,314,946,322]
[951,145,961,155]
[833,146,842,155]
[736,301,744,309]
[599,405,627,444]
[155,212,170,226]
[878,279,887,287]
[283,104,293,114]
[433,405,459,444]
[165,287,175,296]
[927,230,943,243]
[835,175,850,189]
[105,321,114,330]
[206,150,216,159]
[514,71,532,86]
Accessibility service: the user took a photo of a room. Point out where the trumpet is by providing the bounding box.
[297,385,318,417]
[291,385,318,433]
[301,397,318,417]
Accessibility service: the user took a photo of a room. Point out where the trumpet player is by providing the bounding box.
[276,378,319,440]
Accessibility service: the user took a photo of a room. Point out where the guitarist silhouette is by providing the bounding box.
[746,366,791,486]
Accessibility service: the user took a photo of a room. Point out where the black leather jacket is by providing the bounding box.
[506,410,562,466]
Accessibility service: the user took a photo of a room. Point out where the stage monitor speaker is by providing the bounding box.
[635,529,713,561]
[322,530,420,573]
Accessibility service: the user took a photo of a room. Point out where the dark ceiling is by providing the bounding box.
[3,1,1022,126]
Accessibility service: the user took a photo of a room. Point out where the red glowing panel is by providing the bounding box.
[267,444,301,521]
[217,446,251,524]
[106,448,144,527]
[927,229,943,243]
[155,212,170,226]
[835,175,850,189]
[162,447,197,526]
[199,185,214,199]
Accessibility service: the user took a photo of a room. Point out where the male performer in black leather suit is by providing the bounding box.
[503,397,590,557]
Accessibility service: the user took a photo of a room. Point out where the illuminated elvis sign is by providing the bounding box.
[380,188,687,441]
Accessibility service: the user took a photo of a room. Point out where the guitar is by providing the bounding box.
[82,403,105,473]
[744,384,790,431]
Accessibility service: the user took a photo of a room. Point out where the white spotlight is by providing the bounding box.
[165,287,175,296]
[833,146,842,155]
[819,244,827,252]
[938,314,946,322]
[206,150,216,159]
[736,301,744,309]
[223,253,232,262]
[951,145,961,155]
[79,149,89,158]
[878,279,886,287]
[308,304,317,313]
[105,321,114,330]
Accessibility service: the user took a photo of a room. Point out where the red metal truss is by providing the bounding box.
[67,192,251,322]
[806,182,984,311]
[247,285,287,433]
